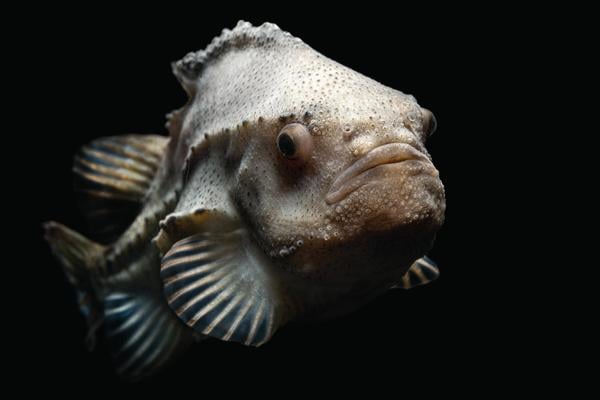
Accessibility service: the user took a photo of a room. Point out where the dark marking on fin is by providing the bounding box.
[159,211,282,347]
[73,134,168,243]
[393,256,439,289]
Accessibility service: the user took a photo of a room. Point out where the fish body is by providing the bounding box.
[45,21,445,380]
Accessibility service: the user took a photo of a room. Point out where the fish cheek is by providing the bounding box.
[233,150,279,233]
[234,166,263,221]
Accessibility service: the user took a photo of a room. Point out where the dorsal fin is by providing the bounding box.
[73,134,168,243]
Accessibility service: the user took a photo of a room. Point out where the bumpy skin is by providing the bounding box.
[150,21,445,318]
[47,21,445,379]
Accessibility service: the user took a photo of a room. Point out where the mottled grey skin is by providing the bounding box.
[46,21,445,379]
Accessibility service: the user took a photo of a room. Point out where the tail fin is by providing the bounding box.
[44,221,193,380]
[43,221,106,349]
[102,291,192,379]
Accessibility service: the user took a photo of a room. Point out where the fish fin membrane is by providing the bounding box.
[393,256,440,289]
[102,292,192,381]
[43,221,106,349]
[159,210,284,347]
[73,134,168,243]
[44,222,191,380]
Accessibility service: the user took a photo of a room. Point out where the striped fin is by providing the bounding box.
[159,215,283,347]
[393,256,439,289]
[103,292,191,380]
[73,134,168,243]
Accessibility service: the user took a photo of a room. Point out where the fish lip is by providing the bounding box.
[325,143,433,205]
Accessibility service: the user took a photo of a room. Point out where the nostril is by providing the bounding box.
[348,134,377,158]
[342,124,354,141]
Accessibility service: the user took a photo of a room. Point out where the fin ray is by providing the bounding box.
[203,292,245,335]
[223,297,254,341]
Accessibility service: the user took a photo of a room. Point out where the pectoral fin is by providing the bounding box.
[393,256,439,289]
[156,210,285,347]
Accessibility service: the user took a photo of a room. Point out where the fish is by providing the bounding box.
[44,21,445,380]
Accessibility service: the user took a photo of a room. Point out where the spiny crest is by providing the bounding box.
[171,20,302,86]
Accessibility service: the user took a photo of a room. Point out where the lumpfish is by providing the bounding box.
[44,21,445,380]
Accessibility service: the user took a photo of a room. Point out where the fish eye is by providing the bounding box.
[421,108,437,138]
[277,123,313,161]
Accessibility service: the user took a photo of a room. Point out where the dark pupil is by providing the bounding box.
[278,133,296,157]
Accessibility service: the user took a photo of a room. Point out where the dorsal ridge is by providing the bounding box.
[172,21,301,83]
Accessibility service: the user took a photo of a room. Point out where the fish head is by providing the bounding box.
[166,22,446,289]
[151,22,447,335]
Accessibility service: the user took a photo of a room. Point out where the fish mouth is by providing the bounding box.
[326,143,437,204]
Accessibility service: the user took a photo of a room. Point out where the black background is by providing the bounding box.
[16,6,533,392]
